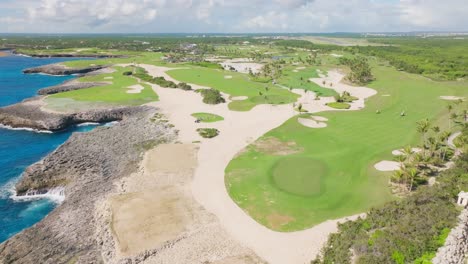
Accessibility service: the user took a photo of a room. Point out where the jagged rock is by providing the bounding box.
[37,80,107,95]
[0,107,176,264]
[0,98,143,132]
[433,209,468,264]
[23,63,107,76]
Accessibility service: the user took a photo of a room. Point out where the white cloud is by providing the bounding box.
[0,0,466,33]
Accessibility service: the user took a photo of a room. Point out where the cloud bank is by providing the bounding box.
[0,0,466,33]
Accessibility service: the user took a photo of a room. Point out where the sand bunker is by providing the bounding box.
[374,161,400,171]
[440,96,465,101]
[298,118,327,128]
[221,59,264,74]
[330,53,343,57]
[126,84,144,94]
[224,75,233,79]
[392,148,422,156]
[104,76,114,80]
[231,96,248,101]
[382,94,391,97]
[296,67,306,70]
[310,116,328,122]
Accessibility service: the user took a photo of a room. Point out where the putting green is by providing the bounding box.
[271,157,326,196]
[226,63,468,232]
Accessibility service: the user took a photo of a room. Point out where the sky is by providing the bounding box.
[0,0,467,33]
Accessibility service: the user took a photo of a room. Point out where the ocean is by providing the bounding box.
[0,53,96,242]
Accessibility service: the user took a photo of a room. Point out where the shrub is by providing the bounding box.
[199,89,226,104]
[177,82,192,90]
[122,71,133,76]
[197,128,219,138]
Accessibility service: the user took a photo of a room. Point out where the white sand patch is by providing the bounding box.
[126,84,144,94]
[231,96,248,101]
[440,96,465,101]
[382,94,391,97]
[293,70,299,73]
[298,118,327,128]
[374,161,401,171]
[104,76,114,80]
[309,70,377,111]
[224,75,233,79]
[330,53,344,57]
[392,148,422,156]
[221,59,264,74]
[135,64,369,264]
[310,116,328,122]
[296,67,306,70]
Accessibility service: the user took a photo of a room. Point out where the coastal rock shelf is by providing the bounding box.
[0,107,176,263]
[0,99,144,132]
[37,79,108,95]
[23,63,107,76]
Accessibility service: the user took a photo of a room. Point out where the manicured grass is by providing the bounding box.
[277,66,338,97]
[167,67,299,111]
[326,102,351,109]
[191,112,224,123]
[49,66,158,105]
[225,64,468,231]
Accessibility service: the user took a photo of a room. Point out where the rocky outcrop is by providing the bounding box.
[23,63,107,76]
[0,107,176,264]
[12,50,124,59]
[0,98,142,132]
[37,80,107,95]
[433,209,468,264]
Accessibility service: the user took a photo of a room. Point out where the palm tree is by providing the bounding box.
[450,113,458,128]
[417,119,431,145]
[447,104,453,128]
[406,167,419,192]
[432,126,440,134]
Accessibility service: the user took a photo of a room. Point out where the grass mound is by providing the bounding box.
[197,128,220,138]
[327,102,351,109]
[272,157,326,196]
[191,113,224,123]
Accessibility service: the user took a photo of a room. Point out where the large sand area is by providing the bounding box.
[103,64,375,263]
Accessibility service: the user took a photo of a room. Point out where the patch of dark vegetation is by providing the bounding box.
[197,89,226,104]
[133,67,192,90]
[197,128,220,138]
[358,38,468,81]
[339,56,374,85]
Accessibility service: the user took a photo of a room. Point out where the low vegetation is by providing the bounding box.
[326,102,351,109]
[191,112,224,123]
[197,128,220,138]
[197,89,226,104]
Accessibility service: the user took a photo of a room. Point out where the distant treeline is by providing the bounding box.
[0,36,266,53]
[355,38,468,80]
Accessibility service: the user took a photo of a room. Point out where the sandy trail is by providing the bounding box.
[138,64,372,264]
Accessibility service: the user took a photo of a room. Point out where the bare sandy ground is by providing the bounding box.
[298,117,327,128]
[440,95,465,101]
[221,59,264,74]
[99,144,264,263]
[231,96,248,101]
[374,161,401,171]
[126,84,144,94]
[392,148,422,156]
[132,64,373,264]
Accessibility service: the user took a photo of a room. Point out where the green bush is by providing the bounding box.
[177,82,192,90]
[197,128,220,138]
[198,89,226,104]
[122,71,133,76]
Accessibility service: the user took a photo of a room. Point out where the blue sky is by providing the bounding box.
[0,0,466,33]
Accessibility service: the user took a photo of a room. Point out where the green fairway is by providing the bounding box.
[276,66,338,97]
[191,112,224,123]
[49,66,158,106]
[167,67,299,111]
[225,64,468,231]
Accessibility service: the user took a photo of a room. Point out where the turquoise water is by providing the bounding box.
[0,53,96,242]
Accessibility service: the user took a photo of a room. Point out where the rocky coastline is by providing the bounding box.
[23,63,108,76]
[433,209,468,264]
[0,106,176,263]
[11,49,125,59]
[37,79,108,95]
